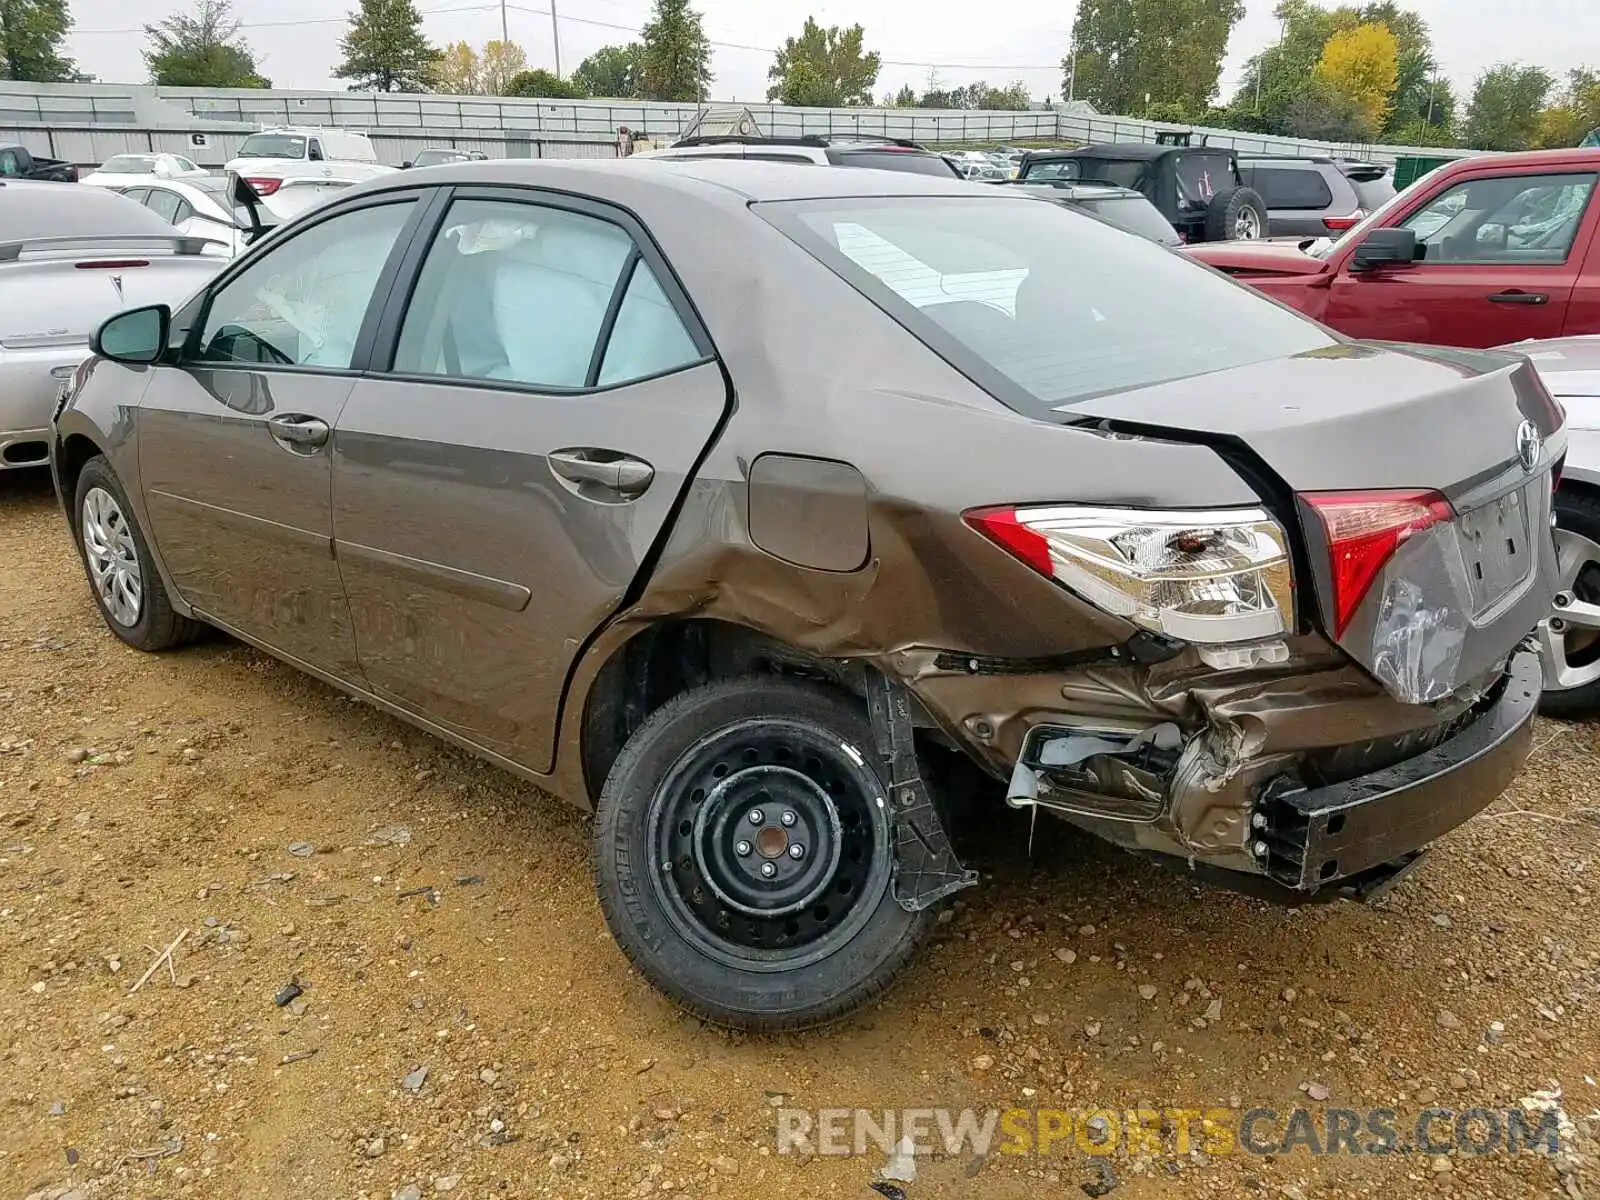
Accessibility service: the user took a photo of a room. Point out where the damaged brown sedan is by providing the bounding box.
[52,159,1561,1030]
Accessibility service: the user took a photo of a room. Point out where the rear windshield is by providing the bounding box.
[759,196,1334,411]
[99,155,157,173]
[414,149,468,166]
[239,134,306,160]
[1073,194,1179,245]
[830,149,961,178]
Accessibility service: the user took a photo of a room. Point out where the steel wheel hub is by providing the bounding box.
[648,719,889,963]
[1541,526,1600,692]
[81,486,142,628]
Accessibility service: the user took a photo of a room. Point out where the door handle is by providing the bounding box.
[1487,290,1550,305]
[266,414,330,448]
[548,449,655,497]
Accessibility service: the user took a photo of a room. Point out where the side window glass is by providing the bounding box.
[308,140,324,162]
[173,200,194,225]
[196,201,413,369]
[597,261,700,385]
[1403,173,1597,263]
[145,189,182,224]
[120,187,150,206]
[393,198,633,389]
[0,150,18,176]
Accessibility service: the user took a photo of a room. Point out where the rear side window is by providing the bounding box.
[1243,166,1336,210]
[760,196,1333,413]
[830,149,961,178]
[1022,160,1080,182]
[392,197,702,390]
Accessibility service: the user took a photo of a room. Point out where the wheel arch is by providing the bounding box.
[55,432,106,534]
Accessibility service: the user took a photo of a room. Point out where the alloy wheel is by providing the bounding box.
[1541,525,1600,692]
[646,718,891,970]
[1235,208,1262,239]
[81,486,143,628]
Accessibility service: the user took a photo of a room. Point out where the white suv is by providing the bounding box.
[638,135,962,178]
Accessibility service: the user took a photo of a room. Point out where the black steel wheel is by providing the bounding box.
[594,677,935,1031]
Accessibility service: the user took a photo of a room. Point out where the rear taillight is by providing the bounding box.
[1302,490,1452,639]
[1323,212,1364,231]
[243,176,282,195]
[964,504,1294,645]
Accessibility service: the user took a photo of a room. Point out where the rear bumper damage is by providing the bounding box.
[901,641,1540,899]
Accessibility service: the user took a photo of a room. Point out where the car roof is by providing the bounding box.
[350,156,988,205]
[0,178,176,240]
[1439,147,1600,173]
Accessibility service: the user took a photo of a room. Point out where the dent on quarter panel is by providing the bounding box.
[747,453,869,572]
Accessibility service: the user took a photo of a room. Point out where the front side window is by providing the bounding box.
[1402,172,1597,263]
[393,198,699,390]
[0,149,21,177]
[195,201,414,369]
[761,196,1334,413]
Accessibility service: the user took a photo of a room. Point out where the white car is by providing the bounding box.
[0,183,224,470]
[1504,335,1600,712]
[225,126,395,192]
[81,153,209,188]
[116,176,246,256]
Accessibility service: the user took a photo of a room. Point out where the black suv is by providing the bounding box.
[1017,143,1268,242]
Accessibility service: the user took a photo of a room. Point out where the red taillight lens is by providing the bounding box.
[1302,490,1452,638]
[1323,212,1363,231]
[964,506,1055,576]
[243,176,281,195]
[74,259,149,269]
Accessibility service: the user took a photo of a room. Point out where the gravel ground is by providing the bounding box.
[2,467,1597,1200]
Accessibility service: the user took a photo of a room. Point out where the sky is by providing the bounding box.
[64,0,1600,108]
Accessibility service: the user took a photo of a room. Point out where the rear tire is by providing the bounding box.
[73,455,201,652]
[1204,186,1268,242]
[593,677,935,1031]
[1540,488,1600,715]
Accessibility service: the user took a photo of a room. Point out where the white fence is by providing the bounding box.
[0,81,1469,169]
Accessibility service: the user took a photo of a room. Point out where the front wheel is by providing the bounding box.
[73,455,201,652]
[593,677,935,1031]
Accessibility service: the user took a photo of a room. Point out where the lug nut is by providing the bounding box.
[735,840,752,857]
[1555,592,1573,608]
[780,810,797,827]
[1251,812,1267,830]
[748,809,764,825]
[1551,618,1567,634]
[788,844,805,860]
[1253,840,1269,858]
[760,861,777,878]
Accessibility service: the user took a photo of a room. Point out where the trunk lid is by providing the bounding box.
[1068,343,1563,704]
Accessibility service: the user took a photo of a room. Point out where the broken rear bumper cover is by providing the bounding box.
[954,646,1540,897]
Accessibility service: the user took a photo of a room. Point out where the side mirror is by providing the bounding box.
[228,171,266,243]
[1350,227,1419,272]
[92,304,170,365]
[401,160,413,169]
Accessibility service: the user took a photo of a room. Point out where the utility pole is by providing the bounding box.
[1426,69,1439,125]
[551,0,562,76]
[1066,47,1077,102]
[499,0,507,42]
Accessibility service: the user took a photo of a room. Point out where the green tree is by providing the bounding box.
[504,67,582,98]
[637,0,711,103]
[335,0,438,93]
[1463,63,1553,151]
[571,43,641,98]
[766,17,879,107]
[1233,0,1360,131]
[143,0,268,88]
[1066,0,1246,117]
[968,80,1031,110]
[1536,68,1600,148]
[1,0,77,81]
[891,83,916,106]
[1282,78,1371,140]
[430,39,480,94]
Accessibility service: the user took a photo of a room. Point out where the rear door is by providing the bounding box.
[1325,167,1600,346]
[137,192,425,680]
[331,188,727,773]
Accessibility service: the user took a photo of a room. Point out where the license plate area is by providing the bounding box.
[1458,484,1534,616]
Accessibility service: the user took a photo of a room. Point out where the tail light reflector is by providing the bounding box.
[74,259,149,269]
[243,176,282,195]
[1302,490,1452,638]
[1324,212,1364,231]
[964,504,1294,645]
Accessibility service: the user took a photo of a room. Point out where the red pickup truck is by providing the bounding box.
[1187,148,1600,348]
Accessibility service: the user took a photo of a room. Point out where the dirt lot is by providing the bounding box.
[1,467,1597,1200]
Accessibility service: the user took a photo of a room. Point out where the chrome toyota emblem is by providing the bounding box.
[1516,420,1541,472]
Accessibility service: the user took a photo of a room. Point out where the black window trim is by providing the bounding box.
[1400,169,1599,269]
[178,187,439,379]
[363,183,717,398]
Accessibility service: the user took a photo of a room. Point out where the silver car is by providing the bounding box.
[0,181,224,469]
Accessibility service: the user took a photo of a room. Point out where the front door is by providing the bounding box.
[331,190,727,772]
[1326,169,1599,347]
[138,195,423,679]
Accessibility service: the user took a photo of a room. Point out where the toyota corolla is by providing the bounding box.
[51,160,1561,1031]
